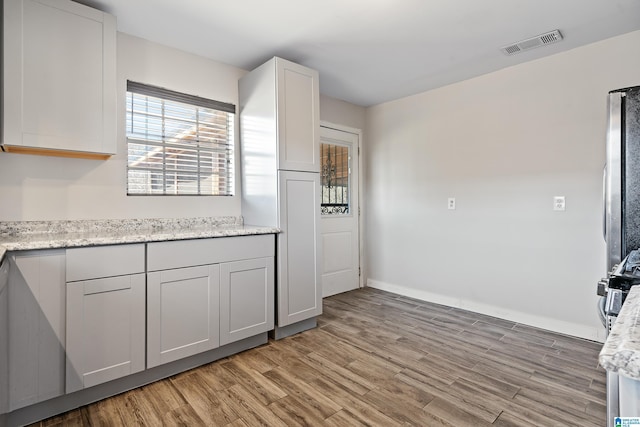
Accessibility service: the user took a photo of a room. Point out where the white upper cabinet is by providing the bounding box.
[2,0,116,158]
[276,59,320,172]
[240,57,320,173]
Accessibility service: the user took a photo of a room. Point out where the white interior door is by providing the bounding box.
[320,125,360,297]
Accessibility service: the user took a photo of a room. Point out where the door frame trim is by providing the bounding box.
[320,121,364,289]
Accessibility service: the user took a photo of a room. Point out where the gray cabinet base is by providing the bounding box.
[270,317,317,340]
[5,333,268,427]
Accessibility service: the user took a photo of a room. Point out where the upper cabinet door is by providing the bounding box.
[276,58,320,173]
[2,0,116,158]
[239,57,320,174]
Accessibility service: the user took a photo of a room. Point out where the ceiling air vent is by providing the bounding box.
[500,30,563,56]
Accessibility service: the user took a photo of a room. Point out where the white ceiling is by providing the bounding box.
[80,0,640,107]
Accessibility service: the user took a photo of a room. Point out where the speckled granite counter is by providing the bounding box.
[0,217,280,263]
[600,286,640,380]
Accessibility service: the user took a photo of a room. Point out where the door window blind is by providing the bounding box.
[126,81,235,196]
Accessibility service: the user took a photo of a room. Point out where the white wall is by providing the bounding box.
[365,30,640,341]
[0,33,246,221]
[320,94,366,131]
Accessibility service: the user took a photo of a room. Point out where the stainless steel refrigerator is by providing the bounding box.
[602,85,640,427]
[604,85,640,271]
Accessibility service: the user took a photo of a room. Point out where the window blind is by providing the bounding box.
[126,81,235,196]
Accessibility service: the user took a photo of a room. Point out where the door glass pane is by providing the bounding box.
[321,142,350,215]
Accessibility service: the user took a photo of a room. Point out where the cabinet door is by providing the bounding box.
[277,171,322,326]
[0,258,9,414]
[7,250,66,411]
[276,58,320,172]
[147,265,220,368]
[3,0,116,156]
[220,257,274,346]
[66,274,145,393]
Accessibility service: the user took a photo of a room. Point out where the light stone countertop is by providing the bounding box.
[0,217,280,263]
[599,286,640,380]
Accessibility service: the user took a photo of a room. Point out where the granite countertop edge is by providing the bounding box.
[0,217,280,264]
[599,286,640,381]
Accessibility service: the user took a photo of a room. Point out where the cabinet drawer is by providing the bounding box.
[66,244,145,282]
[147,234,275,272]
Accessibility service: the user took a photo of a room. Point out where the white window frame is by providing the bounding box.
[125,81,235,196]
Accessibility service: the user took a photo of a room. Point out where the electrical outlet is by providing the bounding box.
[553,196,565,211]
[448,198,456,210]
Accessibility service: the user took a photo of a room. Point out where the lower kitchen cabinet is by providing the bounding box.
[65,244,146,393]
[147,265,220,368]
[65,274,145,393]
[3,234,276,425]
[0,258,8,415]
[146,235,275,359]
[277,171,322,328]
[7,250,66,411]
[220,257,274,346]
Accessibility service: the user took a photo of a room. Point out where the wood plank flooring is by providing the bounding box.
[32,287,606,426]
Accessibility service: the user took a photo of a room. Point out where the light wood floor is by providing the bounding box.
[32,287,606,426]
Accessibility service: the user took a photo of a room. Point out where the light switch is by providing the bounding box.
[553,196,565,211]
[448,198,456,210]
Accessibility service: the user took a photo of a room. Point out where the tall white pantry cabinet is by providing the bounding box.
[239,57,322,338]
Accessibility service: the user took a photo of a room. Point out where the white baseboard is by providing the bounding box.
[367,279,605,342]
